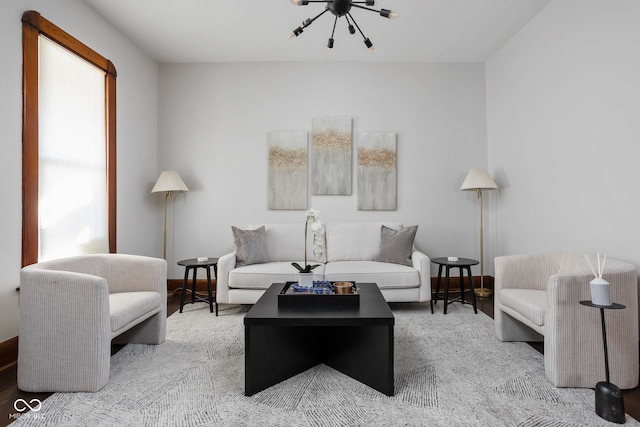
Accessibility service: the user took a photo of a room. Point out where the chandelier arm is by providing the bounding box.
[347,12,367,39]
[292,0,331,4]
[330,15,338,38]
[304,8,330,28]
[349,4,380,13]
[344,14,356,35]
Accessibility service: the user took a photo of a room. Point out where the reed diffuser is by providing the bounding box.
[585,253,612,306]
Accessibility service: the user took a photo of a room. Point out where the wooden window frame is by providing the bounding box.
[21,10,117,267]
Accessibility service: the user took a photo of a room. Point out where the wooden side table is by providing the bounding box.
[579,300,626,424]
[431,257,478,314]
[178,258,219,316]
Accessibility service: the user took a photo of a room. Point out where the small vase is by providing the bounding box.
[590,278,612,306]
[299,272,314,288]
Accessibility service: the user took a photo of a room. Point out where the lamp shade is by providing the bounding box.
[151,171,189,193]
[460,169,498,191]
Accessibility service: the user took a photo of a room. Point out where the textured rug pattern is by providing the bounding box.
[12,302,639,426]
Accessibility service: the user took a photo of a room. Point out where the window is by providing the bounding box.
[22,11,117,266]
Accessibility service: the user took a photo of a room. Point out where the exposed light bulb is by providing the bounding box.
[379,9,398,19]
[289,26,304,39]
[291,0,309,5]
[364,38,374,52]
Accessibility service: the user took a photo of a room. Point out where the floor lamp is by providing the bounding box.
[151,171,189,259]
[460,169,498,298]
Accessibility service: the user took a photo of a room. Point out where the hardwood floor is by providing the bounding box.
[1,294,638,426]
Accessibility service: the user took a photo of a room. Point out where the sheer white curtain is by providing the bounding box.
[38,35,108,261]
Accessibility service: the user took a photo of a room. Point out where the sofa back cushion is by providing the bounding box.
[374,225,418,266]
[232,226,269,267]
[247,223,326,263]
[325,222,403,262]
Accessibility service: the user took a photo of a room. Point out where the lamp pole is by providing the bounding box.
[162,190,174,260]
[476,188,490,297]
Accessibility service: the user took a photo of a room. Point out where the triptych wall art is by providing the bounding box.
[267,131,308,210]
[311,117,352,196]
[357,132,397,210]
[267,117,397,211]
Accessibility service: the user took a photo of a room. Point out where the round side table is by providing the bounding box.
[178,258,219,316]
[431,257,479,314]
[579,300,626,424]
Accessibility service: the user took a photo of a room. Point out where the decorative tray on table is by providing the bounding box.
[277,281,359,308]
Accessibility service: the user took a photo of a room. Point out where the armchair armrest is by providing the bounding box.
[18,269,112,391]
[411,250,431,302]
[495,253,561,293]
[216,252,237,304]
[545,265,639,388]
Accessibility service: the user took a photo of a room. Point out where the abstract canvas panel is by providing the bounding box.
[312,117,352,195]
[268,131,308,210]
[357,132,397,210]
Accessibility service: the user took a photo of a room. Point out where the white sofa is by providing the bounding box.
[18,254,167,392]
[217,222,431,306]
[495,253,639,389]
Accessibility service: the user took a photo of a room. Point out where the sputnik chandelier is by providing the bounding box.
[289,0,398,52]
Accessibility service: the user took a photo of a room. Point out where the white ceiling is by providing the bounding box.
[82,0,551,63]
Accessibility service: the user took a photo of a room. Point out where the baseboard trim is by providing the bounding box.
[430,275,494,293]
[167,279,217,298]
[169,277,492,296]
[169,277,493,294]
[0,336,18,372]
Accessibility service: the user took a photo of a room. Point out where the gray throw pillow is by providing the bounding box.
[374,225,418,266]
[232,226,269,267]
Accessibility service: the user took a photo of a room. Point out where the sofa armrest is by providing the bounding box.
[18,269,112,391]
[411,250,431,302]
[216,251,237,304]
[545,266,639,388]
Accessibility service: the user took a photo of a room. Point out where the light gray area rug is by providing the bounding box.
[12,302,639,426]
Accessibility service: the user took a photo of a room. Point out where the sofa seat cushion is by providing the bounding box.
[323,261,419,289]
[229,262,325,289]
[109,291,162,333]
[499,289,547,327]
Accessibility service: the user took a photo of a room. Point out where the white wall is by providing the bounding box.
[158,62,490,279]
[0,0,159,341]
[487,1,640,268]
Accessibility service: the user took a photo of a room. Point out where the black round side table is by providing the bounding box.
[178,258,219,316]
[579,300,626,424]
[431,257,479,314]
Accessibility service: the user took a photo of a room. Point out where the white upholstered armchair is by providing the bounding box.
[494,253,639,389]
[18,254,167,392]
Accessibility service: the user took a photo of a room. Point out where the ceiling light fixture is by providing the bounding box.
[289,0,398,52]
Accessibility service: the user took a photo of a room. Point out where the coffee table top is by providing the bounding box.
[244,283,394,326]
